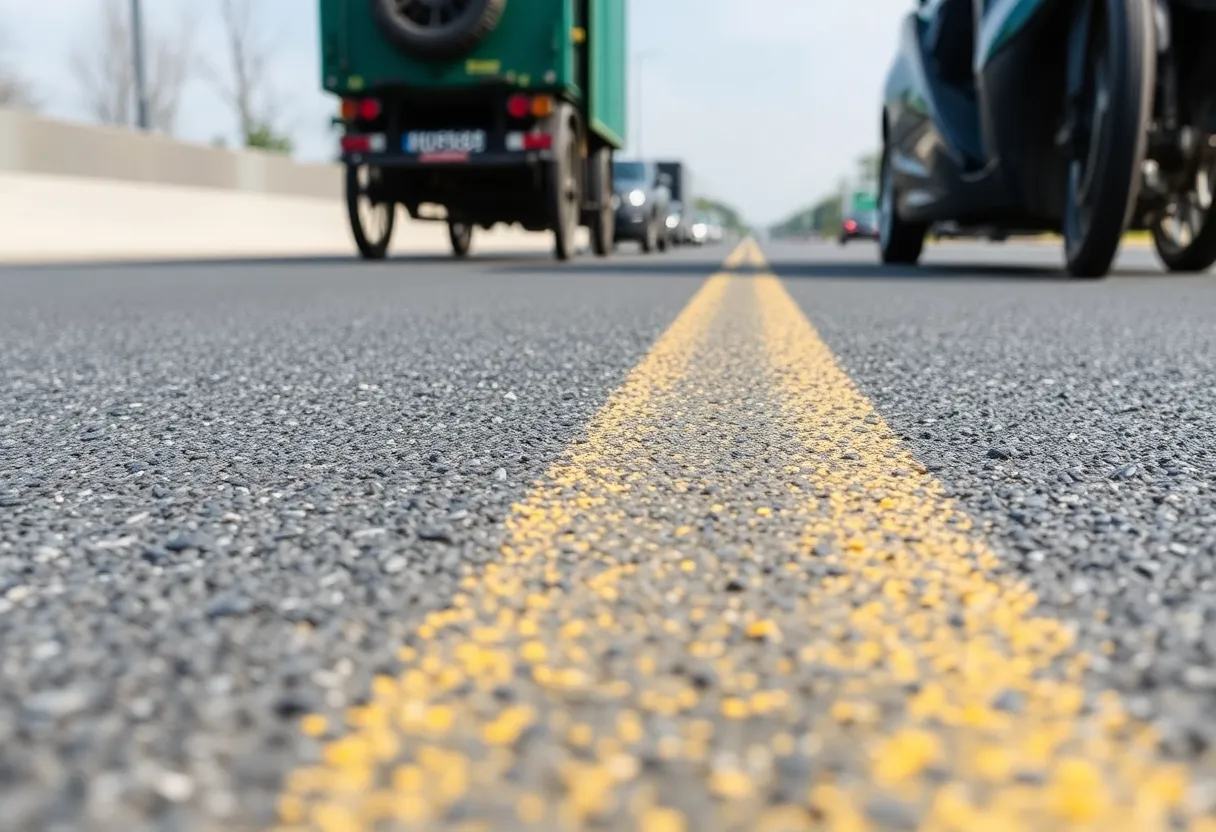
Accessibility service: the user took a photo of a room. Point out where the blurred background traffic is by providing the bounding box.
[0,0,914,262]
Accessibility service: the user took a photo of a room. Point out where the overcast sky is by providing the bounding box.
[0,0,912,225]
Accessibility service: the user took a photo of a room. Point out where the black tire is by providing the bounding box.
[1150,154,1216,272]
[448,221,472,257]
[1061,0,1155,278]
[345,164,395,260]
[878,146,927,264]
[588,146,615,257]
[370,0,506,61]
[640,219,656,254]
[547,113,581,261]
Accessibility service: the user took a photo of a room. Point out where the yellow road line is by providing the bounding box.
[754,270,1197,831]
[273,237,1207,831]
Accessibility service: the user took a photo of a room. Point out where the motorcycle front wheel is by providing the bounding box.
[1061,0,1155,279]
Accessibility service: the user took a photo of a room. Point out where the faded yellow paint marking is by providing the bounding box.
[722,236,767,269]
[273,240,1210,831]
[754,270,1202,830]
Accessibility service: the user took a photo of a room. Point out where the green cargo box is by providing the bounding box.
[321,0,631,263]
[319,0,626,148]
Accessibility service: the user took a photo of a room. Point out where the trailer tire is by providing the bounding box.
[547,111,581,262]
[346,164,396,260]
[448,221,472,257]
[589,147,615,257]
[370,0,506,61]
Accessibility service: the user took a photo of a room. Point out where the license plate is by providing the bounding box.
[404,130,486,155]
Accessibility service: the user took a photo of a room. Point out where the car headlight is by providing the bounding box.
[666,215,679,228]
[692,223,707,235]
[628,189,646,207]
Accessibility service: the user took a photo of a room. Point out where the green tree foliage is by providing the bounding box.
[769,195,843,238]
[693,197,747,232]
[245,123,293,155]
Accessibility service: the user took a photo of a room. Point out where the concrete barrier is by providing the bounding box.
[0,109,564,264]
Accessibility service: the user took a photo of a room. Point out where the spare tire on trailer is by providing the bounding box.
[370,0,507,60]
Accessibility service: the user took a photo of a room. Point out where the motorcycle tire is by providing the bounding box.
[1150,159,1216,272]
[1061,0,1155,279]
[878,146,927,265]
[370,0,506,61]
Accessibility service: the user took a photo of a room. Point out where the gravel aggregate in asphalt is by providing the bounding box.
[2,240,1216,831]
[775,242,1216,786]
[0,253,705,830]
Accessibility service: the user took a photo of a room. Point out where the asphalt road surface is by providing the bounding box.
[2,237,1215,832]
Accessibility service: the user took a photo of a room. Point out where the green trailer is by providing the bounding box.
[319,0,627,261]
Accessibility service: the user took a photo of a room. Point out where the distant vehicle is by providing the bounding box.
[656,161,695,243]
[690,212,711,245]
[612,160,672,253]
[838,210,879,244]
[322,0,627,262]
[878,0,1216,278]
[665,200,688,244]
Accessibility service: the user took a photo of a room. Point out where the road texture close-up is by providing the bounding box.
[2,238,1215,832]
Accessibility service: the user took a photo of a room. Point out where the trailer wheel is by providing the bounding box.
[640,218,657,254]
[547,115,581,261]
[345,164,395,260]
[588,147,615,257]
[448,221,472,257]
[370,0,506,61]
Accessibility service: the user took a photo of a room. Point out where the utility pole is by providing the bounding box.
[130,0,150,130]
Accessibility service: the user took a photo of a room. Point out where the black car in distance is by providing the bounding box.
[612,160,671,253]
[839,209,880,245]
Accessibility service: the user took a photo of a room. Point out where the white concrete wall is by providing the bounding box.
[0,109,565,264]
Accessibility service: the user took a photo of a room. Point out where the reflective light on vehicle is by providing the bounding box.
[629,189,646,206]
[506,132,552,151]
[506,94,531,119]
[340,134,385,153]
[357,99,382,120]
[530,95,554,117]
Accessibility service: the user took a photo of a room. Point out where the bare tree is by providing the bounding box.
[0,25,38,110]
[205,0,293,153]
[69,0,195,134]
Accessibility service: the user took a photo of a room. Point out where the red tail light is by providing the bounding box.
[522,133,552,150]
[506,94,530,118]
[844,220,858,231]
[357,99,382,120]
[341,135,370,153]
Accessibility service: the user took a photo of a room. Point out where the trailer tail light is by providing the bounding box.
[340,99,358,121]
[530,95,554,117]
[340,134,386,153]
[357,98,382,120]
[506,132,552,151]
[506,94,530,118]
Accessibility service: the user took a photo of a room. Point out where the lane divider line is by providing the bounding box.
[269,237,1206,831]
[753,270,1194,831]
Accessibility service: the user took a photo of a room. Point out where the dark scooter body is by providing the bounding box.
[880,0,1216,277]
